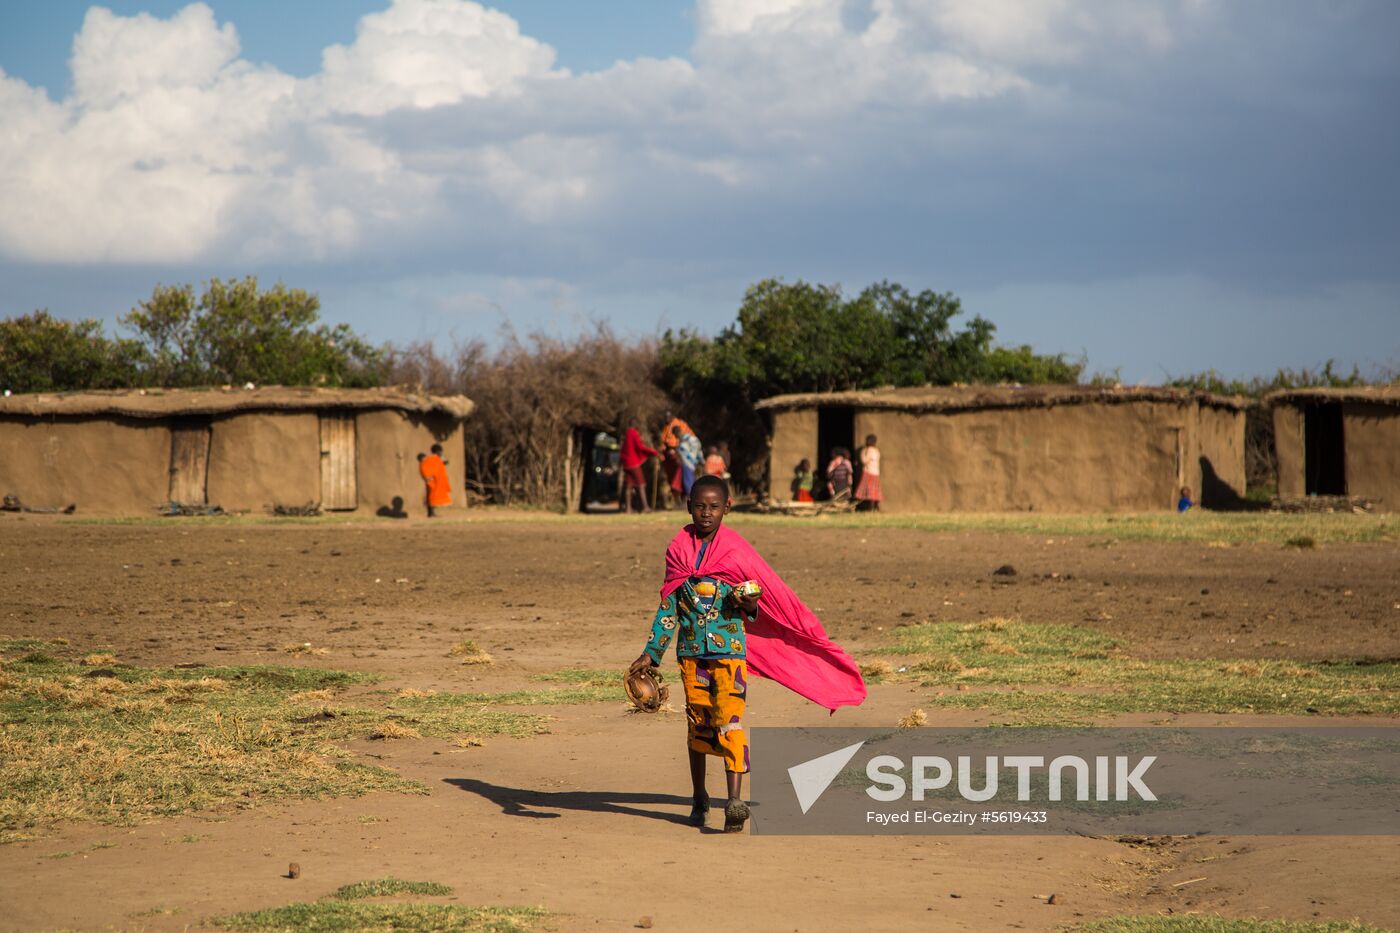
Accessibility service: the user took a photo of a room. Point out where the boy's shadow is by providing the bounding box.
[444,777,728,831]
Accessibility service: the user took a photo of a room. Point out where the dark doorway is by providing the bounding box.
[1304,404,1346,496]
[816,406,855,497]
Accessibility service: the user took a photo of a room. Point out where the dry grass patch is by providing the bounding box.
[79,652,117,667]
[449,640,494,666]
[368,721,422,741]
[877,622,1400,723]
[0,645,550,843]
[897,707,928,728]
[859,659,894,680]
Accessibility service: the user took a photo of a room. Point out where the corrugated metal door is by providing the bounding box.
[319,413,357,510]
[169,421,211,504]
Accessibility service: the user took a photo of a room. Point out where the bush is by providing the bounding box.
[0,311,147,393]
[386,326,670,506]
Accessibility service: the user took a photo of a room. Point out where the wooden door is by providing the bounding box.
[319,413,357,510]
[169,421,211,505]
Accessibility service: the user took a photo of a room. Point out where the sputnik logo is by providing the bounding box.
[787,741,866,814]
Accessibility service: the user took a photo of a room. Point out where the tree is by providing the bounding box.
[658,279,1082,487]
[122,277,386,387]
[0,311,147,393]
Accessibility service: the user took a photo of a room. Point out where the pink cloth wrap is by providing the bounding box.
[661,524,866,712]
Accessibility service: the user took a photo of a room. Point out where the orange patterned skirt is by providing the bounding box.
[679,657,749,773]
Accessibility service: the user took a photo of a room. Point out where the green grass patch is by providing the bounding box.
[326,878,454,901]
[0,648,549,843]
[212,902,545,932]
[532,668,618,687]
[726,510,1399,546]
[875,622,1400,724]
[1070,918,1389,933]
[392,684,618,710]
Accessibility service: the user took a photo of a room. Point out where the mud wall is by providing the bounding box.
[358,409,466,515]
[766,408,819,501]
[1194,405,1247,507]
[0,416,170,515]
[1273,405,1305,499]
[205,412,320,513]
[843,402,1189,512]
[1343,404,1400,510]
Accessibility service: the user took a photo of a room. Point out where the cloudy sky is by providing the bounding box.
[1,0,1397,382]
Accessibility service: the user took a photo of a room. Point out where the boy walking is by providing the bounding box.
[631,475,866,833]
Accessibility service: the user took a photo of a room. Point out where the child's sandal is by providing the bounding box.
[723,799,750,833]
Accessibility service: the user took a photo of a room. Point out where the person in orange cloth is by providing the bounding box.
[417,444,452,517]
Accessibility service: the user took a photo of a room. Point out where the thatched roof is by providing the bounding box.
[0,386,475,420]
[755,384,1252,414]
[1264,385,1400,408]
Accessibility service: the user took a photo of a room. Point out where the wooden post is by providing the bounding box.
[564,429,574,513]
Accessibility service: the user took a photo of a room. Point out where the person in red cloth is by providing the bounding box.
[619,416,661,513]
[417,444,452,518]
[630,475,866,832]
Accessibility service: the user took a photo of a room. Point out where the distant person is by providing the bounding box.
[791,458,815,502]
[619,417,661,513]
[856,434,883,511]
[1177,485,1194,513]
[704,445,728,478]
[655,406,700,493]
[418,445,452,518]
[825,447,853,500]
[716,440,732,472]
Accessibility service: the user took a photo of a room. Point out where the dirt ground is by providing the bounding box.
[1,512,1398,932]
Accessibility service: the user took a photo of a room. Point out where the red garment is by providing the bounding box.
[704,453,727,476]
[795,489,814,502]
[661,524,866,713]
[619,427,660,469]
[623,465,646,487]
[855,472,883,502]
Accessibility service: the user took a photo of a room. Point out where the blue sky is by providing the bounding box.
[1,0,1397,382]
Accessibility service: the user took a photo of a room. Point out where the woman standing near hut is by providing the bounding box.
[856,435,883,511]
[825,447,853,501]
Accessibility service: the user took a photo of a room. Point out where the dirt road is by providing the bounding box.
[1,514,1397,930]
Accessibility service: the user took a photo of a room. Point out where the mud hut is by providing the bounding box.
[755,385,1249,512]
[1267,386,1400,510]
[0,386,474,516]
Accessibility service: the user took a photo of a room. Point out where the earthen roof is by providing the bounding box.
[754,384,1252,413]
[1264,385,1400,407]
[0,386,475,420]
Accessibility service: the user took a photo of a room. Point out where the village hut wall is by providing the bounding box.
[0,387,473,516]
[758,386,1248,512]
[206,412,321,512]
[1269,388,1400,509]
[0,416,169,512]
[357,409,466,515]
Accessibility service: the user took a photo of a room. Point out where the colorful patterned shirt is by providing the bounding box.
[644,575,750,664]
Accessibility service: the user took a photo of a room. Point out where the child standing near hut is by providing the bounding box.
[418,445,452,518]
[856,435,883,511]
[792,458,815,502]
[630,475,865,832]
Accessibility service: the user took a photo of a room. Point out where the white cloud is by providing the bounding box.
[0,0,1236,266]
[310,0,558,117]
